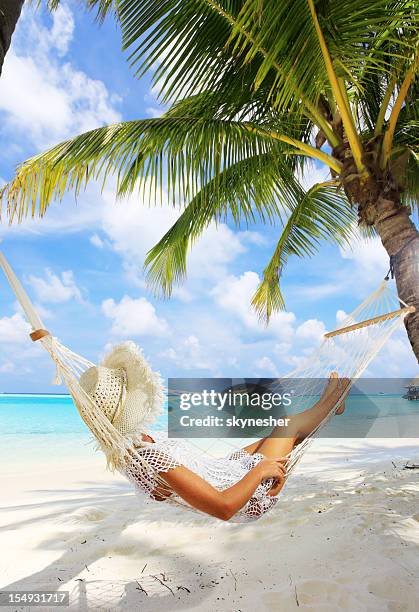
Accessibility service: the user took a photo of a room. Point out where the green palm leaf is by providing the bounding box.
[144,151,308,296]
[119,0,417,114]
[47,0,117,21]
[252,184,358,321]
[3,0,418,337]
[1,114,331,220]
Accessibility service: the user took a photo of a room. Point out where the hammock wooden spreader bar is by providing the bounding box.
[324,305,416,338]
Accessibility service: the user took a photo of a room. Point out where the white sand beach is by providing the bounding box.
[1,438,418,612]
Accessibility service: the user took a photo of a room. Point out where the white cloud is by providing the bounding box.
[33,303,54,320]
[297,163,332,191]
[171,286,194,303]
[0,310,51,385]
[13,300,53,322]
[339,231,388,286]
[101,190,178,265]
[156,310,247,375]
[335,309,357,328]
[0,182,107,238]
[102,295,169,337]
[285,231,389,306]
[143,80,168,116]
[90,233,105,248]
[159,335,212,370]
[254,356,279,377]
[274,342,292,356]
[145,106,164,118]
[212,271,296,340]
[237,230,268,247]
[272,341,304,370]
[28,269,82,304]
[0,4,121,149]
[45,4,74,55]
[100,188,246,287]
[292,281,346,301]
[0,312,31,343]
[336,309,349,325]
[296,318,326,342]
[189,224,246,281]
[372,333,418,377]
[212,271,260,328]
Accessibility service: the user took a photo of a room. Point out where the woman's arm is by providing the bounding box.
[158,457,287,521]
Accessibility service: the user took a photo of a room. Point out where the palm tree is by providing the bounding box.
[0,0,24,75]
[1,1,418,359]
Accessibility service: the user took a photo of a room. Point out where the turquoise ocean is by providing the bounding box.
[1,393,418,466]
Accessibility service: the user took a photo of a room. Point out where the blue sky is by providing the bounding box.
[0,2,416,392]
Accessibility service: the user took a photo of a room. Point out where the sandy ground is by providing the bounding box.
[0,439,418,612]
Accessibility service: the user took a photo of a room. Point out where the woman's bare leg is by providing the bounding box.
[238,374,350,497]
[240,435,297,458]
[288,374,349,441]
[241,373,349,458]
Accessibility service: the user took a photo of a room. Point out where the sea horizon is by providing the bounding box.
[1,393,418,438]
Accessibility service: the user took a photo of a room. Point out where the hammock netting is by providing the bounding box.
[0,250,414,521]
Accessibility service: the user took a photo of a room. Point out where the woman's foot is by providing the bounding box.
[325,372,348,415]
[335,399,346,415]
[325,371,339,393]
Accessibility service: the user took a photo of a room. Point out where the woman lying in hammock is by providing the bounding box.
[125,373,349,522]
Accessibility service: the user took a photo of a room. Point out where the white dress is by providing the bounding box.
[123,431,277,522]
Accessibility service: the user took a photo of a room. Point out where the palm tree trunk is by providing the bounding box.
[0,0,24,76]
[374,195,419,362]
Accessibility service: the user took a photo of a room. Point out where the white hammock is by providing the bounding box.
[0,250,414,520]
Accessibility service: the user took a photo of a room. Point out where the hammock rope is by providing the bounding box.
[0,250,414,520]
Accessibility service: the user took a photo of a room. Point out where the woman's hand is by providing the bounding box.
[255,457,288,482]
[255,457,289,497]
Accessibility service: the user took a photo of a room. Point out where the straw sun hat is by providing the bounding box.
[79,341,164,436]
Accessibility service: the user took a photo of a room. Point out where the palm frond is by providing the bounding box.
[118,0,337,139]
[1,116,308,220]
[120,1,247,102]
[252,184,358,321]
[389,90,419,208]
[164,91,314,146]
[405,150,419,213]
[393,147,419,211]
[119,1,417,118]
[144,151,309,296]
[46,0,117,21]
[324,0,418,79]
